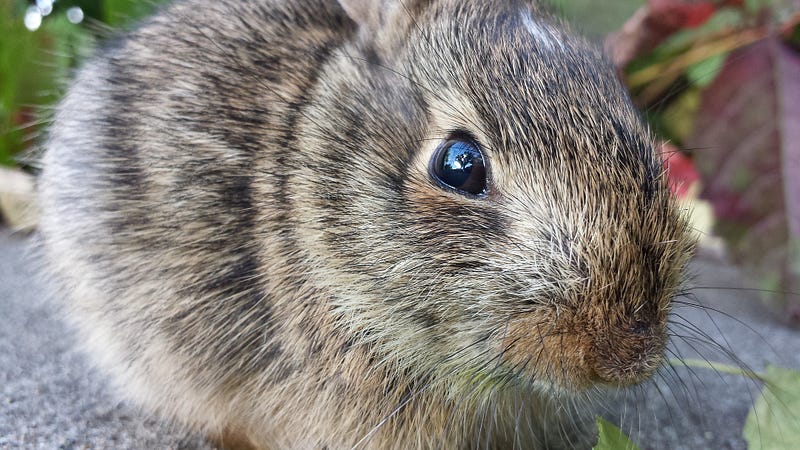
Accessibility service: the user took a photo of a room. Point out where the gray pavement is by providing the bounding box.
[610,256,800,450]
[0,230,212,449]
[1,228,798,449]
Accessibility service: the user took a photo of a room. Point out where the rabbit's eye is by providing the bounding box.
[430,137,487,196]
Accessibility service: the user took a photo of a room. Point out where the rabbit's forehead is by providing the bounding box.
[517,8,567,51]
[408,5,657,171]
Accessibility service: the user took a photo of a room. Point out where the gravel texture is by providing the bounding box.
[2,229,799,449]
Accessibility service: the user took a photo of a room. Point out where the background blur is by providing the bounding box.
[0,0,165,169]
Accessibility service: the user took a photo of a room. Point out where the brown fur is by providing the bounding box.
[37,0,695,448]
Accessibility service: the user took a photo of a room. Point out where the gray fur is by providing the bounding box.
[38,0,695,448]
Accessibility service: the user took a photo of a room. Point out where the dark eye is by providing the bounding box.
[430,138,487,196]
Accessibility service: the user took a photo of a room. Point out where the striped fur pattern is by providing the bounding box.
[38,0,696,448]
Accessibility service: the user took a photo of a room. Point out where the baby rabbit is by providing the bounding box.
[38,0,695,448]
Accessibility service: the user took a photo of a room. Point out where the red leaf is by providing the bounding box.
[607,0,720,66]
[661,143,701,198]
[649,0,717,28]
[687,37,800,326]
[648,0,695,29]
[683,3,717,27]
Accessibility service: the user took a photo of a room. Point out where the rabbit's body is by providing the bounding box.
[38,0,695,448]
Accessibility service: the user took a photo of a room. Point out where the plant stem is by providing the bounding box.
[669,358,765,381]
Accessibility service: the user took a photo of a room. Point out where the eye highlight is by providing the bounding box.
[429,136,488,196]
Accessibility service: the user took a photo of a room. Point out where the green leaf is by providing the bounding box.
[745,0,777,14]
[594,417,640,450]
[744,365,800,450]
[657,87,702,143]
[651,8,745,59]
[0,3,41,166]
[0,2,95,167]
[686,52,727,88]
[102,0,161,27]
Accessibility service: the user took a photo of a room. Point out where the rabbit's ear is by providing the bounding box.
[337,0,417,34]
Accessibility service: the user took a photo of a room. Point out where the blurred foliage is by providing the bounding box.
[0,0,166,167]
[614,0,800,327]
[623,0,800,143]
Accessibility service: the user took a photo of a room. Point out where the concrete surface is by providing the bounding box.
[610,255,800,450]
[1,228,799,449]
[0,230,212,450]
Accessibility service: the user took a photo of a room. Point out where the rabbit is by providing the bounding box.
[37,0,696,448]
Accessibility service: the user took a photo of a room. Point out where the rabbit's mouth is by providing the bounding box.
[497,306,668,393]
